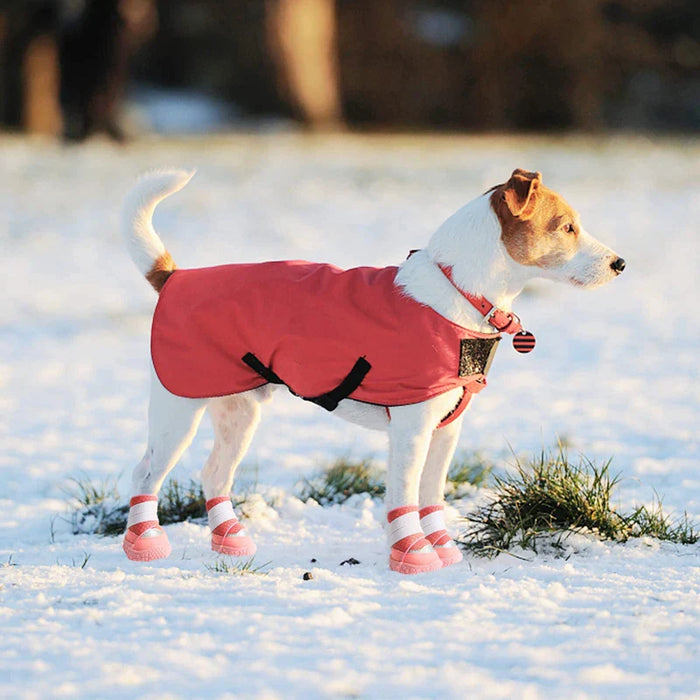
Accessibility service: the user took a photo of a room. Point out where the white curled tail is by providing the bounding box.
[121,169,194,292]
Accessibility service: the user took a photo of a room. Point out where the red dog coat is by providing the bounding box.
[151,261,500,426]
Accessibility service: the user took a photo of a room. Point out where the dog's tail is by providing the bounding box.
[121,169,194,292]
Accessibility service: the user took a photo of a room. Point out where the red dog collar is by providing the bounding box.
[437,263,536,354]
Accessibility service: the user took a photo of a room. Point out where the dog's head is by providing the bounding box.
[491,169,625,288]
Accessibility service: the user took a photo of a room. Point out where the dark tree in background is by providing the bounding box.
[0,1,62,134]
[1,0,698,136]
[0,0,155,139]
[60,0,135,140]
[337,0,699,130]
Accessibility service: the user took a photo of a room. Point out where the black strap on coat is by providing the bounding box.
[241,353,284,385]
[241,353,371,412]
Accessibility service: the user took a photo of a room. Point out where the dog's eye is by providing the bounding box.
[564,223,575,234]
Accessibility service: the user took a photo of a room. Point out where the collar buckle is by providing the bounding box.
[482,307,497,325]
[485,307,521,334]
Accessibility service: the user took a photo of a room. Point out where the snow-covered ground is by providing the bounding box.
[1,133,698,699]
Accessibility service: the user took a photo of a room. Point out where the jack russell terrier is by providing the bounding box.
[121,168,625,574]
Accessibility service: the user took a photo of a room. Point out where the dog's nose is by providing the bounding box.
[610,257,626,274]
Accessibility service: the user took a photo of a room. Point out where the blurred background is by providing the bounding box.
[1,0,698,139]
[1,0,699,516]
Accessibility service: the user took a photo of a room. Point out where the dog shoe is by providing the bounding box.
[429,539,463,567]
[389,540,443,574]
[420,504,463,568]
[123,494,172,561]
[207,496,257,557]
[211,530,257,557]
[387,506,443,574]
[123,525,172,562]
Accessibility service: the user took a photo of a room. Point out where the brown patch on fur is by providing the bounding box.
[491,169,580,269]
[146,251,177,292]
[503,169,542,216]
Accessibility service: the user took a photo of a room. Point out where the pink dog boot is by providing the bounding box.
[387,506,442,575]
[419,505,463,567]
[122,495,172,562]
[207,497,257,556]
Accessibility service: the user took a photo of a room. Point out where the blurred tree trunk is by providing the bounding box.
[0,3,62,134]
[0,10,7,125]
[471,0,606,130]
[266,0,342,128]
[22,32,62,135]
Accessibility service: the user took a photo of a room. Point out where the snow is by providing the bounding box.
[1,132,699,698]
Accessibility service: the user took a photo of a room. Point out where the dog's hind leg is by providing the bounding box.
[201,389,265,557]
[417,414,464,568]
[123,369,207,562]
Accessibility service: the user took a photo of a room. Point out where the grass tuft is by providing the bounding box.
[66,476,129,537]
[205,557,271,576]
[459,447,698,557]
[628,498,698,545]
[298,458,385,506]
[67,477,208,536]
[65,476,119,507]
[67,475,263,537]
[445,452,494,499]
[157,479,207,525]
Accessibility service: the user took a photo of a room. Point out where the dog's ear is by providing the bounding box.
[502,169,542,217]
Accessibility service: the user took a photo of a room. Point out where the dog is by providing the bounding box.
[121,168,625,574]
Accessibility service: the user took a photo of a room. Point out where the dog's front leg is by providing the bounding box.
[384,390,461,574]
[416,414,464,567]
